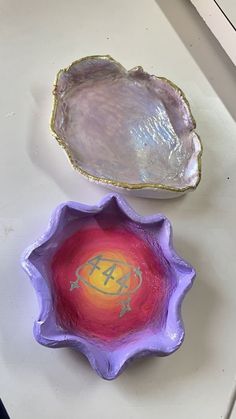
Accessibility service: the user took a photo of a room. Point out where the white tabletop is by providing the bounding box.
[0,0,236,418]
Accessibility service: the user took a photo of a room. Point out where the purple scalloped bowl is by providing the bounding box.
[22,194,195,379]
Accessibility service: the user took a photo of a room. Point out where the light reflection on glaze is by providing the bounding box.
[52,56,202,193]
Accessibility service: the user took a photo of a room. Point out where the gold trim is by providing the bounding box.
[50,55,203,193]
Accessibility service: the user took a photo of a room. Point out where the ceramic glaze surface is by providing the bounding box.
[52,56,202,195]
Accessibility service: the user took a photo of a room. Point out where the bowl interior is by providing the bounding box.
[29,202,176,345]
[52,57,201,190]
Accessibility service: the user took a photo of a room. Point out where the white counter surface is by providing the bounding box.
[0,1,236,418]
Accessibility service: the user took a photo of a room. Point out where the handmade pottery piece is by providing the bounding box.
[51,55,202,198]
[22,194,196,379]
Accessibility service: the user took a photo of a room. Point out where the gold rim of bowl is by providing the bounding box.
[50,55,203,193]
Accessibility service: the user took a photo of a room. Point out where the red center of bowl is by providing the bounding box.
[51,226,170,342]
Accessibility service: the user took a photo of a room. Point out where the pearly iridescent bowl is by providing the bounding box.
[51,55,202,198]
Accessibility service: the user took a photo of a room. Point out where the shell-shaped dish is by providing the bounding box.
[51,55,202,199]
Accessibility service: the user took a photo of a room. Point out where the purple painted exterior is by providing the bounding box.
[21,194,196,380]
